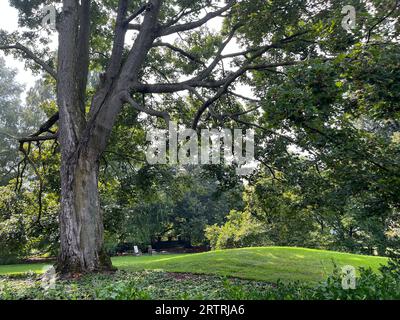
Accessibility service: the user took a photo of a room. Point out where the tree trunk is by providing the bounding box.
[57,150,113,274]
[54,0,112,275]
[54,0,162,275]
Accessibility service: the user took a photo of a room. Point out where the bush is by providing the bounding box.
[221,259,400,300]
[205,210,269,250]
[94,281,151,300]
[0,216,28,265]
[0,187,29,264]
[0,185,59,264]
[104,232,120,256]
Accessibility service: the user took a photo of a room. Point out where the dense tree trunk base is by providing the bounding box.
[55,250,116,278]
[55,265,117,280]
[56,269,117,280]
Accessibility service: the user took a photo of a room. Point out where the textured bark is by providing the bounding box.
[55,0,162,274]
[56,0,112,274]
[58,153,112,274]
[53,0,267,274]
[7,0,275,275]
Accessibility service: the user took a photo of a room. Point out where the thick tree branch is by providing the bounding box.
[105,0,130,80]
[127,23,142,31]
[19,134,59,143]
[84,0,163,159]
[123,92,170,125]
[0,43,57,80]
[132,30,309,94]
[153,41,205,65]
[119,0,163,84]
[133,60,301,94]
[124,2,151,25]
[88,0,130,118]
[33,112,60,137]
[160,0,236,36]
[17,112,60,144]
[76,0,92,114]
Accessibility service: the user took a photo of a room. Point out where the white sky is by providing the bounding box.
[0,2,39,91]
[0,1,249,98]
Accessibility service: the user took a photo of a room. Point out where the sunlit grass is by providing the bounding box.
[0,247,388,283]
[0,263,51,275]
[112,247,387,283]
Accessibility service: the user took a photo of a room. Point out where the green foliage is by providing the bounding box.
[0,186,32,264]
[220,259,400,300]
[2,0,400,269]
[0,182,59,264]
[101,164,244,250]
[0,74,59,262]
[236,42,400,255]
[1,259,399,300]
[0,270,270,300]
[94,280,152,300]
[0,58,24,185]
[205,210,268,250]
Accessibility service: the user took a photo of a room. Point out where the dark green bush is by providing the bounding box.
[221,259,400,300]
[94,281,151,300]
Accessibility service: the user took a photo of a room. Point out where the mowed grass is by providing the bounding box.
[0,247,388,283]
[112,247,388,283]
[0,263,50,275]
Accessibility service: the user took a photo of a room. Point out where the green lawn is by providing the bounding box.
[0,263,50,276]
[0,247,388,283]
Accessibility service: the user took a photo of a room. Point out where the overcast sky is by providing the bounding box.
[0,2,39,92]
[0,1,248,100]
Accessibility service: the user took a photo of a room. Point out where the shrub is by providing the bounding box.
[221,259,400,300]
[205,210,269,250]
[94,281,151,300]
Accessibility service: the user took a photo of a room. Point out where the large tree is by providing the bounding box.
[1,0,398,274]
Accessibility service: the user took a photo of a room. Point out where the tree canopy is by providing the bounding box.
[0,0,399,273]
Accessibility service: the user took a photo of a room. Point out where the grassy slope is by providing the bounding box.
[0,247,388,283]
